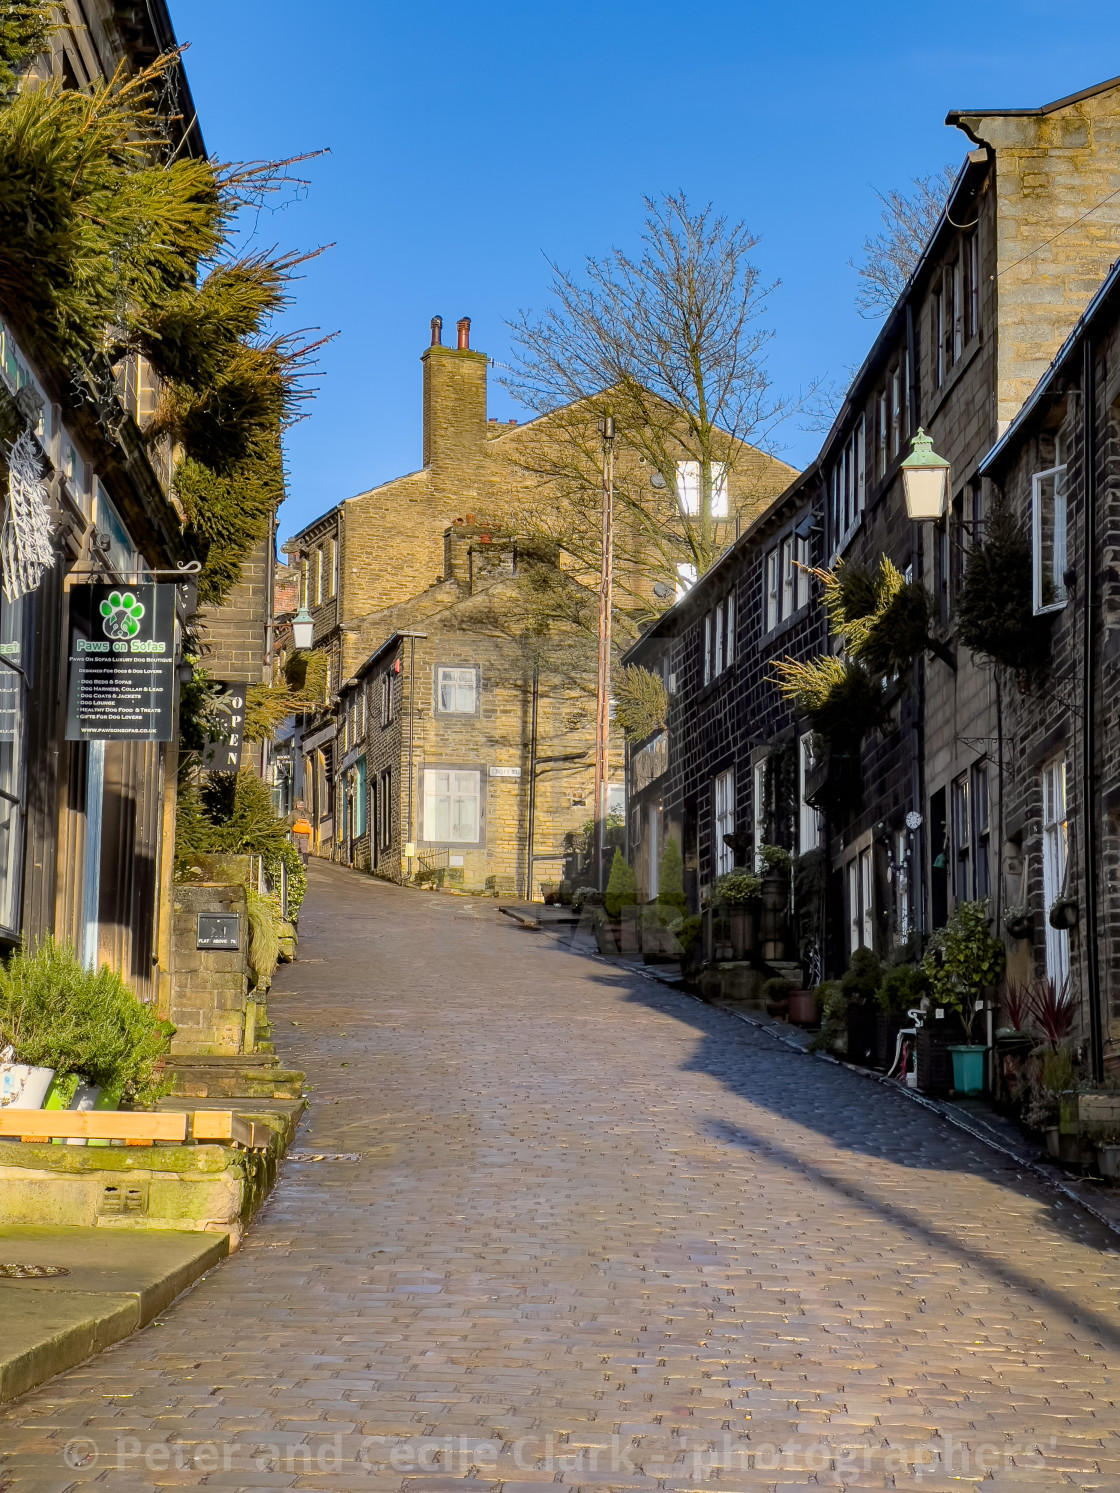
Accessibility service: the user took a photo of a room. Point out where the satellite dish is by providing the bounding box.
[649,471,667,489]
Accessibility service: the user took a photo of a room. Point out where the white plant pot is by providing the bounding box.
[65,1083,103,1146]
[0,1063,55,1110]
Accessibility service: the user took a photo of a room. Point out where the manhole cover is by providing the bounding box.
[0,1263,71,1278]
[286,1151,362,1163]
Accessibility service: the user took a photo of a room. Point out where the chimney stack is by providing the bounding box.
[456,316,471,351]
[421,314,487,468]
[430,315,443,347]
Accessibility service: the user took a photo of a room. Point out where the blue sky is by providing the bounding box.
[171,1,1120,544]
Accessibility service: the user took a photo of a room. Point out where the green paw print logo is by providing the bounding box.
[100,590,145,640]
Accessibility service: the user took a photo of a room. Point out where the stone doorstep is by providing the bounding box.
[0,1224,228,1405]
[157,1095,306,1150]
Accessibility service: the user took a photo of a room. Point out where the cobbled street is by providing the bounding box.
[5,862,1120,1490]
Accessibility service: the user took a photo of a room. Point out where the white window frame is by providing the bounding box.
[435,665,478,715]
[315,548,324,606]
[780,536,794,620]
[764,549,779,631]
[753,759,767,863]
[1042,755,1070,987]
[798,733,821,854]
[675,562,697,599]
[896,829,911,941]
[890,366,902,457]
[703,613,712,686]
[647,803,660,898]
[794,535,810,610]
[330,537,339,599]
[725,590,735,665]
[422,767,483,845]
[713,767,735,877]
[847,859,861,954]
[1032,464,1068,615]
[676,460,728,519]
[860,846,874,951]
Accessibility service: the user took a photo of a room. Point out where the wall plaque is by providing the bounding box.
[196,912,240,950]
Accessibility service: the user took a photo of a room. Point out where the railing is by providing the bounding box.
[416,847,450,883]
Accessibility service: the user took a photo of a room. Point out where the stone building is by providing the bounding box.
[979,256,1120,1076]
[624,72,1120,993]
[286,318,793,886]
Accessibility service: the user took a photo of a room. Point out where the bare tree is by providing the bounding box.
[500,193,796,615]
[852,166,958,318]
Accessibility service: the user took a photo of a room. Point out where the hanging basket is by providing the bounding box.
[1048,897,1079,931]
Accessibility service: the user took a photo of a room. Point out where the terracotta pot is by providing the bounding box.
[760,874,789,914]
[1048,898,1079,931]
[787,990,818,1027]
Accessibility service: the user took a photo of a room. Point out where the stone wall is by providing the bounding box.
[169,881,253,1056]
[195,532,272,685]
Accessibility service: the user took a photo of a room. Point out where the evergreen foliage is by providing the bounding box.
[175,770,306,917]
[604,849,637,918]
[613,664,667,741]
[922,900,1005,1044]
[657,836,686,914]
[0,38,318,604]
[0,3,51,96]
[958,499,1051,679]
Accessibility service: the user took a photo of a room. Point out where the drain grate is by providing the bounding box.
[286,1151,362,1163]
[0,1263,70,1278]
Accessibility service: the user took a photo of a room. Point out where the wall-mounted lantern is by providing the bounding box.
[900,428,950,521]
[290,604,314,651]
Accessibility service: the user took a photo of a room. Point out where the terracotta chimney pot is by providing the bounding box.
[456,316,471,350]
[430,315,443,347]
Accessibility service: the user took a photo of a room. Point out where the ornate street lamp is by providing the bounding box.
[290,604,314,650]
[900,428,950,521]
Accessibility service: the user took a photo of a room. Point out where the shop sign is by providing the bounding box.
[200,681,247,772]
[64,583,176,742]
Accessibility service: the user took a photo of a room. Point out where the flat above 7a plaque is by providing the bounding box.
[196,913,240,950]
[65,583,176,742]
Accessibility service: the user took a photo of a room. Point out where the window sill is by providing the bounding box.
[925,332,983,425]
[762,602,812,648]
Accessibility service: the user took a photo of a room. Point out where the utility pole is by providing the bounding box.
[594,414,615,891]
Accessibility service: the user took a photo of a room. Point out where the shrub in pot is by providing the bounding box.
[922,901,1005,1094]
[842,948,882,1066]
[809,980,847,1054]
[0,938,173,1106]
[762,976,792,1018]
[713,870,761,959]
[603,850,637,920]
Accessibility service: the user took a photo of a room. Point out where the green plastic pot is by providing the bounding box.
[948,1044,989,1097]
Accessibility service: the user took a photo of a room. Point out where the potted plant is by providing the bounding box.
[0,1045,55,1109]
[842,947,882,1066]
[1003,904,1033,941]
[0,938,172,1111]
[809,981,848,1055]
[762,976,792,1019]
[921,900,1006,1096]
[787,987,818,1026]
[712,870,761,959]
[757,845,792,959]
[993,978,1037,1115]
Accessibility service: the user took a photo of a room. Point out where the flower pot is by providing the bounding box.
[765,997,789,1020]
[1097,1144,1120,1182]
[1004,914,1033,941]
[787,990,818,1027]
[760,874,789,915]
[948,1044,989,1097]
[1048,898,1079,930]
[0,1063,54,1110]
[728,906,756,960]
[759,876,789,960]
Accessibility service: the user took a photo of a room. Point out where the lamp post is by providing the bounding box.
[290,604,314,651]
[594,414,615,892]
[899,428,950,521]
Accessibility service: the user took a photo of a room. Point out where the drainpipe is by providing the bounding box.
[525,663,539,901]
[1082,336,1104,1083]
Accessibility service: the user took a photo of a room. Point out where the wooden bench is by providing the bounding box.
[0,1109,270,1149]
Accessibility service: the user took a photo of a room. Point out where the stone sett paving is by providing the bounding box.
[4,863,1120,1491]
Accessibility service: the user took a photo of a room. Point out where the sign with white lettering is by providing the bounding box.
[65,583,176,741]
[196,912,240,950]
[200,682,247,772]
